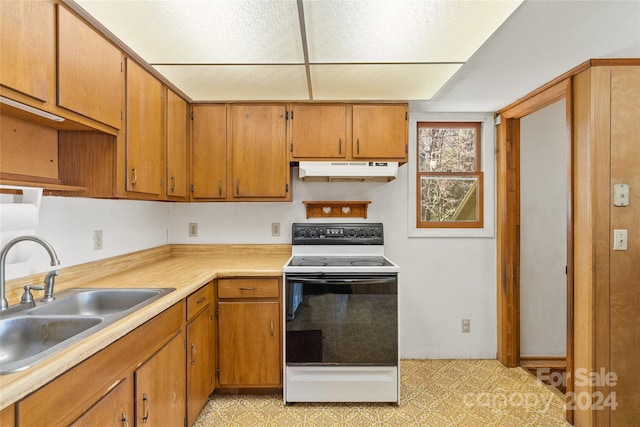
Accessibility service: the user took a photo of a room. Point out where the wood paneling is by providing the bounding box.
[0,115,58,180]
[609,66,640,425]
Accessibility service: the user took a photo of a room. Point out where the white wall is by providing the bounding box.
[1,197,169,281]
[169,163,497,359]
[519,100,567,356]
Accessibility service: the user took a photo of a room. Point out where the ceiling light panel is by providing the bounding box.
[76,0,304,64]
[310,63,462,100]
[303,0,523,63]
[153,65,310,101]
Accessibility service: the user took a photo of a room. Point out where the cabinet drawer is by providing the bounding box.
[218,279,279,299]
[187,283,212,320]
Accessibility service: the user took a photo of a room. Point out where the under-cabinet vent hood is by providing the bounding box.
[298,161,398,182]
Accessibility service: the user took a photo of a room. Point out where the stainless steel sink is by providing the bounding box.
[0,315,103,374]
[0,287,174,374]
[30,288,171,316]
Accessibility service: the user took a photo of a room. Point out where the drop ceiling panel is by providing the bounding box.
[303,0,522,63]
[311,64,462,100]
[76,0,304,63]
[153,65,309,101]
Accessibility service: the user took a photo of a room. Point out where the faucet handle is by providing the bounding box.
[42,270,60,302]
[21,285,45,304]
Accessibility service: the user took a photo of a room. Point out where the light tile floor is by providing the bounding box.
[194,360,571,426]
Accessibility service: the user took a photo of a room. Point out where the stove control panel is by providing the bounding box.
[292,223,384,245]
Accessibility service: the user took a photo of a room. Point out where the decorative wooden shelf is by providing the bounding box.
[303,201,371,219]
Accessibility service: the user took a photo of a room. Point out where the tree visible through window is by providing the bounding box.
[416,122,483,228]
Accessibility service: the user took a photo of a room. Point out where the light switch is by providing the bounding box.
[614,184,629,207]
[613,229,628,251]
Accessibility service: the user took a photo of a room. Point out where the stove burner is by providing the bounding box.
[298,261,328,266]
[351,260,384,266]
[302,257,327,261]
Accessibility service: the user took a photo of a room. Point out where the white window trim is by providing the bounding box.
[408,112,495,238]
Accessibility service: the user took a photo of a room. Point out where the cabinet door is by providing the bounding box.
[0,0,53,102]
[166,89,188,199]
[230,105,289,199]
[58,5,122,129]
[70,378,133,427]
[187,307,214,426]
[126,58,164,196]
[191,104,227,199]
[291,105,346,159]
[218,301,280,386]
[352,104,407,160]
[135,331,186,426]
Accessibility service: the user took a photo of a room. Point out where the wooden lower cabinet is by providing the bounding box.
[0,404,15,427]
[16,302,185,427]
[70,378,133,427]
[135,331,186,426]
[186,306,214,425]
[217,278,282,388]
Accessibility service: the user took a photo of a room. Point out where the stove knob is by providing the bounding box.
[347,228,357,237]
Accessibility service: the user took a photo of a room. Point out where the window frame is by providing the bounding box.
[407,112,495,238]
[416,121,484,229]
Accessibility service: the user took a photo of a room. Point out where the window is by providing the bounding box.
[416,122,483,228]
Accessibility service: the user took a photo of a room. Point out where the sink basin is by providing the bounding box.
[0,287,174,373]
[30,288,170,316]
[0,316,103,373]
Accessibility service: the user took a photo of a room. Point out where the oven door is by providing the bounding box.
[285,273,398,366]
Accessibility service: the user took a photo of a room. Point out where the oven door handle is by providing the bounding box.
[286,277,396,285]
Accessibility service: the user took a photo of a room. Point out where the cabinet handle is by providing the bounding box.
[357,139,360,155]
[170,176,176,191]
[270,319,274,336]
[196,296,206,305]
[191,343,197,364]
[121,413,129,427]
[218,180,222,196]
[131,168,137,188]
[141,393,150,424]
[235,179,239,195]
[239,287,257,291]
[338,138,342,154]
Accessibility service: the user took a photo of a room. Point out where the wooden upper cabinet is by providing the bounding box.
[126,58,164,196]
[230,104,289,199]
[290,104,347,159]
[0,0,53,102]
[191,104,227,199]
[166,89,188,199]
[352,104,407,160]
[57,5,123,129]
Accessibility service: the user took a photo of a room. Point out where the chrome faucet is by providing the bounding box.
[0,236,60,311]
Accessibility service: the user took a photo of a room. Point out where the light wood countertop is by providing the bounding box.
[0,245,291,409]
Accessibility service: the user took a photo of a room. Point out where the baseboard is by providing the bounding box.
[519,356,566,369]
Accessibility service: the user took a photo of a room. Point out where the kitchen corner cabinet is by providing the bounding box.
[191,104,227,200]
[166,89,189,200]
[229,105,290,200]
[217,278,282,388]
[57,5,123,129]
[15,303,185,427]
[290,104,347,159]
[135,331,186,426]
[186,284,215,425]
[352,104,407,160]
[126,58,165,196]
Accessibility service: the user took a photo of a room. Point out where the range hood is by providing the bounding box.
[298,161,398,182]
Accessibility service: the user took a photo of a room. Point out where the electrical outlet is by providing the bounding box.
[93,230,103,250]
[189,223,198,237]
[462,319,471,333]
[271,223,280,237]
